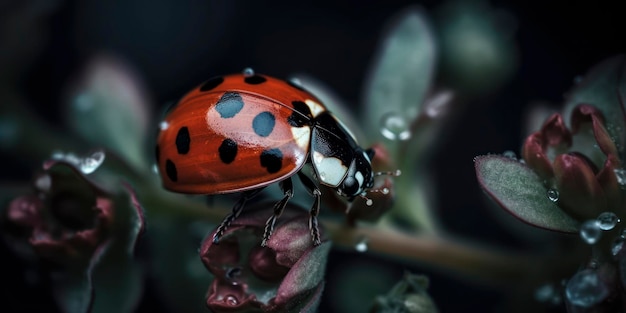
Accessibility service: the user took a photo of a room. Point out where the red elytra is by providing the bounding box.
[156,73,319,194]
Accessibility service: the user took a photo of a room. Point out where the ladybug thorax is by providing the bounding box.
[309,112,374,197]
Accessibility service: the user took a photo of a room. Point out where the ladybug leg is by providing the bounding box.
[297,172,322,246]
[213,188,264,244]
[261,178,293,247]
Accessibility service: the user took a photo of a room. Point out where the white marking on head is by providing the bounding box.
[290,126,311,150]
[305,99,325,117]
[312,151,348,186]
[355,171,364,187]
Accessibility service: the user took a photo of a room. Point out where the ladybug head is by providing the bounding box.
[338,149,374,198]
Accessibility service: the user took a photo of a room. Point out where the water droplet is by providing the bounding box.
[365,199,373,206]
[381,187,389,195]
[394,169,402,176]
[612,237,624,256]
[565,269,609,308]
[580,220,602,245]
[159,121,169,131]
[380,112,411,141]
[242,67,255,77]
[503,150,517,159]
[34,174,51,192]
[547,188,559,202]
[596,212,619,231]
[80,150,105,174]
[225,295,238,305]
[355,236,368,253]
[614,169,626,189]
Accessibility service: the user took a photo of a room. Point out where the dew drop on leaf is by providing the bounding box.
[580,220,601,245]
[80,150,105,174]
[596,212,619,231]
[502,150,517,159]
[565,269,609,308]
[379,112,411,141]
[546,188,559,202]
[242,67,255,77]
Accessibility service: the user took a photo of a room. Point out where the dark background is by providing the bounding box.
[1,0,625,312]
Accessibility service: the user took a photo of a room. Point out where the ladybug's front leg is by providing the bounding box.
[213,188,264,244]
[261,178,293,247]
[297,172,322,246]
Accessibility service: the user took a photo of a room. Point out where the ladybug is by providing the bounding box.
[156,69,392,246]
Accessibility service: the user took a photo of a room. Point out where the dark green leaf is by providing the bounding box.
[475,155,579,233]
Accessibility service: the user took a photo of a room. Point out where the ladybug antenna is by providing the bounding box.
[374,169,402,177]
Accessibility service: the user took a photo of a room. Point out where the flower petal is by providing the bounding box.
[596,154,625,212]
[541,113,572,147]
[522,132,554,180]
[272,241,331,308]
[206,279,260,313]
[571,104,619,158]
[554,153,606,220]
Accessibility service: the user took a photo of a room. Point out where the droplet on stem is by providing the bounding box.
[596,212,619,231]
[565,269,609,308]
[354,236,368,253]
[580,220,601,245]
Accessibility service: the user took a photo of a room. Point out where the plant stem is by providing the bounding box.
[325,221,539,286]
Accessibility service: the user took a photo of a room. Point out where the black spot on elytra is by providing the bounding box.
[288,101,312,127]
[155,145,160,163]
[200,76,224,91]
[244,75,267,85]
[219,138,238,164]
[252,112,275,137]
[216,92,244,118]
[176,127,190,154]
[166,159,178,182]
[260,149,283,173]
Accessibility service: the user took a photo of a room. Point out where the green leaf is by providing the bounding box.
[475,155,579,233]
[563,55,626,161]
[362,6,436,143]
[66,55,151,171]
